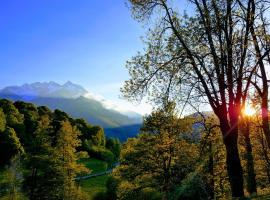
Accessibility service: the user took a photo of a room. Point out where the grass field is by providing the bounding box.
[80,175,109,199]
[78,158,108,174]
[78,158,109,199]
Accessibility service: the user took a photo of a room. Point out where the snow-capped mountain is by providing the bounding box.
[0,81,88,99]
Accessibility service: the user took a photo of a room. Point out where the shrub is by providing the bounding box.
[172,172,212,200]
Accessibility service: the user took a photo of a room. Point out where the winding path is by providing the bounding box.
[75,162,119,180]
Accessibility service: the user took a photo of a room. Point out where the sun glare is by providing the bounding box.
[243,105,256,116]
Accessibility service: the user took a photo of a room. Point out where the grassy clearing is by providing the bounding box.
[78,158,108,174]
[78,158,109,199]
[80,175,109,200]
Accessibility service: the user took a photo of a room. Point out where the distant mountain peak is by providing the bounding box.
[0,81,88,99]
[62,81,88,93]
[63,81,73,85]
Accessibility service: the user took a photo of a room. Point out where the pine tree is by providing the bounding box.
[23,114,55,200]
[51,120,89,200]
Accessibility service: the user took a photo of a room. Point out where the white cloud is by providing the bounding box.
[83,92,152,116]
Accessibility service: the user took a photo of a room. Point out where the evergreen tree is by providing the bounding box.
[0,108,6,132]
[0,127,24,166]
[4,155,23,200]
[23,115,55,200]
[106,138,121,161]
[51,120,89,200]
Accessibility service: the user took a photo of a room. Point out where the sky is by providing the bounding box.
[1,1,268,115]
[0,0,195,115]
[0,0,150,113]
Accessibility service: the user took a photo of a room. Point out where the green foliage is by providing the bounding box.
[105,176,120,200]
[75,118,92,141]
[0,155,23,199]
[87,145,115,164]
[78,158,107,174]
[92,191,108,200]
[116,181,162,200]
[106,138,121,160]
[79,125,106,149]
[80,175,109,200]
[0,98,116,199]
[50,120,89,200]
[172,172,212,200]
[0,127,24,166]
[14,101,40,148]
[37,106,52,116]
[0,99,24,128]
[23,114,55,200]
[0,100,25,144]
[89,176,121,200]
[112,106,199,199]
[0,109,6,132]
[14,102,39,133]
[138,188,162,200]
[90,126,106,146]
[51,109,70,132]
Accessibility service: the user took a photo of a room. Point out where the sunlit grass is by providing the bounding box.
[78,158,109,199]
[78,158,108,174]
[80,175,109,200]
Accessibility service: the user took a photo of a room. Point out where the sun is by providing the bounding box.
[243,105,256,116]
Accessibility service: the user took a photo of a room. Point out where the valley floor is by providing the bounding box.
[78,158,110,200]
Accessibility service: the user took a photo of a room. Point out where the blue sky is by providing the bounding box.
[0,0,191,114]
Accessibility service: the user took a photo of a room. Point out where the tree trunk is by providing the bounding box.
[261,92,270,149]
[221,123,244,198]
[259,129,270,184]
[250,23,270,149]
[243,118,257,195]
[208,143,214,199]
[30,168,37,200]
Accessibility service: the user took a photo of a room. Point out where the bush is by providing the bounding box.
[106,138,121,160]
[105,176,120,200]
[93,191,107,200]
[139,188,163,200]
[172,172,212,200]
[86,145,115,164]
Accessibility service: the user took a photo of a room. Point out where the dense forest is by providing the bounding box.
[3,97,270,199]
[0,99,120,199]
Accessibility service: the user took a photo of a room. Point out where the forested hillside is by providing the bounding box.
[0,99,120,199]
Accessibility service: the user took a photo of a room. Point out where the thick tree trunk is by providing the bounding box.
[243,119,257,195]
[30,168,37,200]
[250,22,270,149]
[259,130,270,184]
[208,143,214,199]
[261,92,270,149]
[220,122,244,198]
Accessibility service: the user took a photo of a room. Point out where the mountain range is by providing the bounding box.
[0,81,142,140]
